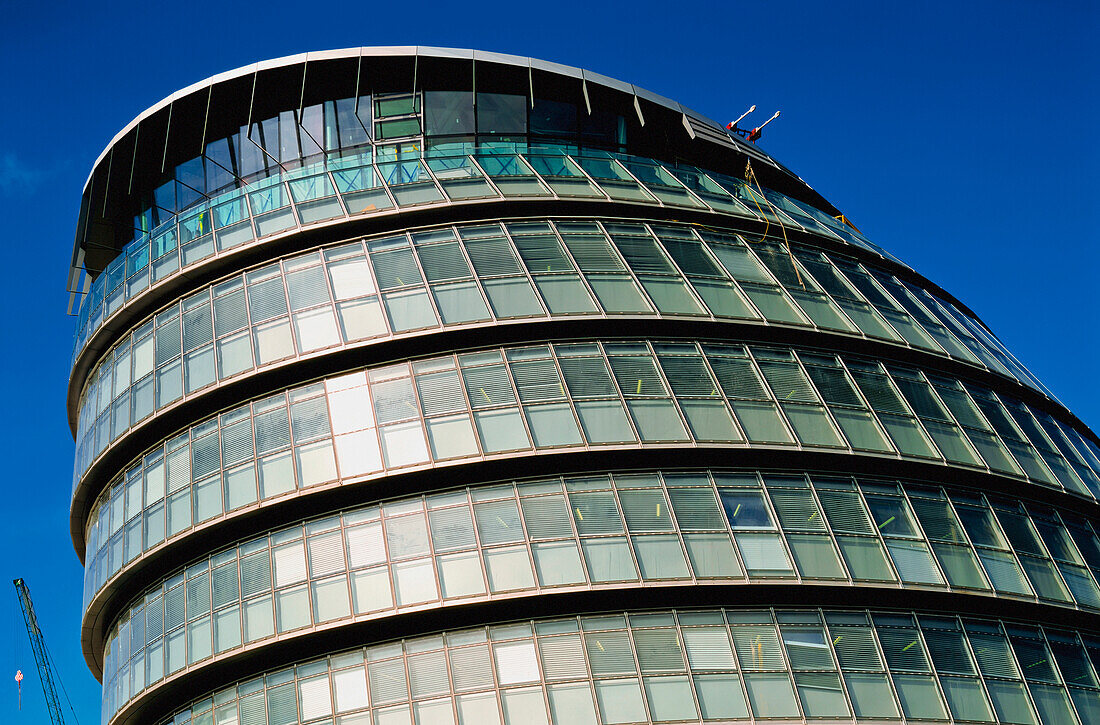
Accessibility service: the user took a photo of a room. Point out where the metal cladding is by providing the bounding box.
[66,49,1100,725]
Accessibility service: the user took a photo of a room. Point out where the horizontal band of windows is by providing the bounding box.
[145,606,1094,725]
[79,337,1100,602]
[73,219,1066,496]
[96,467,1100,721]
[109,606,1100,725]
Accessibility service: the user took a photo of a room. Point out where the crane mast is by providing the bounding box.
[13,578,66,725]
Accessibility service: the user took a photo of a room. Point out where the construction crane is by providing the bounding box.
[13,578,67,725]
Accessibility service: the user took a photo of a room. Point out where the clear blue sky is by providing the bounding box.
[0,1,1095,723]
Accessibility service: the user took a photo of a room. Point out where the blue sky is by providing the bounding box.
[0,1,1095,723]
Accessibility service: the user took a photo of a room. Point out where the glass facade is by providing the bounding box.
[66,49,1099,725]
[147,609,1100,725]
[100,469,1100,722]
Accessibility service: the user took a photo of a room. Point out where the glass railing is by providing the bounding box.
[97,469,1100,725]
[79,339,1100,616]
[70,146,896,369]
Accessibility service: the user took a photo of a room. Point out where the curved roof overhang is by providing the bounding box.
[68,46,841,294]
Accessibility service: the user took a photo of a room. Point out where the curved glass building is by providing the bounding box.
[67,48,1100,725]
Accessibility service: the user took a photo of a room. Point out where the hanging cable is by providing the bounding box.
[744,159,805,289]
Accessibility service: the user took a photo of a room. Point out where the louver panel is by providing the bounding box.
[611,235,676,273]
[298,678,332,720]
[769,490,826,531]
[876,628,930,671]
[417,242,471,281]
[539,635,588,679]
[967,633,1019,679]
[155,319,181,364]
[657,356,719,396]
[758,361,817,403]
[462,365,517,408]
[369,248,422,289]
[817,491,874,534]
[559,357,617,397]
[187,573,210,617]
[449,645,494,691]
[254,409,291,454]
[668,488,727,530]
[266,684,297,725]
[465,237,523,276]
[213,289,248,336]
[221,420,255,466]
[851,370,909,414]
[417,370,467,416]
[708,357,768,400]
[212,563,239,609]
[731,627,785,670]
[291,397,331,441]
[910,498,964,542]
[346,523,387,568]
[659,238,724,277]
[782,632,835,671]
[428,507,477,552]
[191,433,220,479]
[368,659,408,705]
[474,500,525,545]
[511,360,565,402]
[619,490,675,532]
[805,366,863,407]
[371,378,419,424]
[1009,637,1058,683]
[240,552,272,597]
[754,245,804,287]
[165,448,190,493]
[682,629,736,669]
[164,586,185,631]
[634,629,686,672]
[585,631,637,675]
[708,243,770,282]
[1047,637,1096,687]
[520,496,575,539]
[936,387,986,429]
[608,357,667,397]
[408,651,450,698]
[830,627,882,670]
[238,693,266,725]
[308,532,346,577]
[182,306,214,351]
[512,234,574,272]
[273,544,307,586]
[247,278,289,323]
[286,266,331,311]
[569,492,624,534]
[893,377,950,420]
[922,630,975,674]
[562,234,625,272]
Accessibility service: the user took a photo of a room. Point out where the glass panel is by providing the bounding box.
[744,673,800,718]
[693,674,749,719]
[594,679,647,724]
[893,674,947,719]
[844,673,899,718]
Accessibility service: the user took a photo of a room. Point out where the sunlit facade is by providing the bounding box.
[67,48,1100,725]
